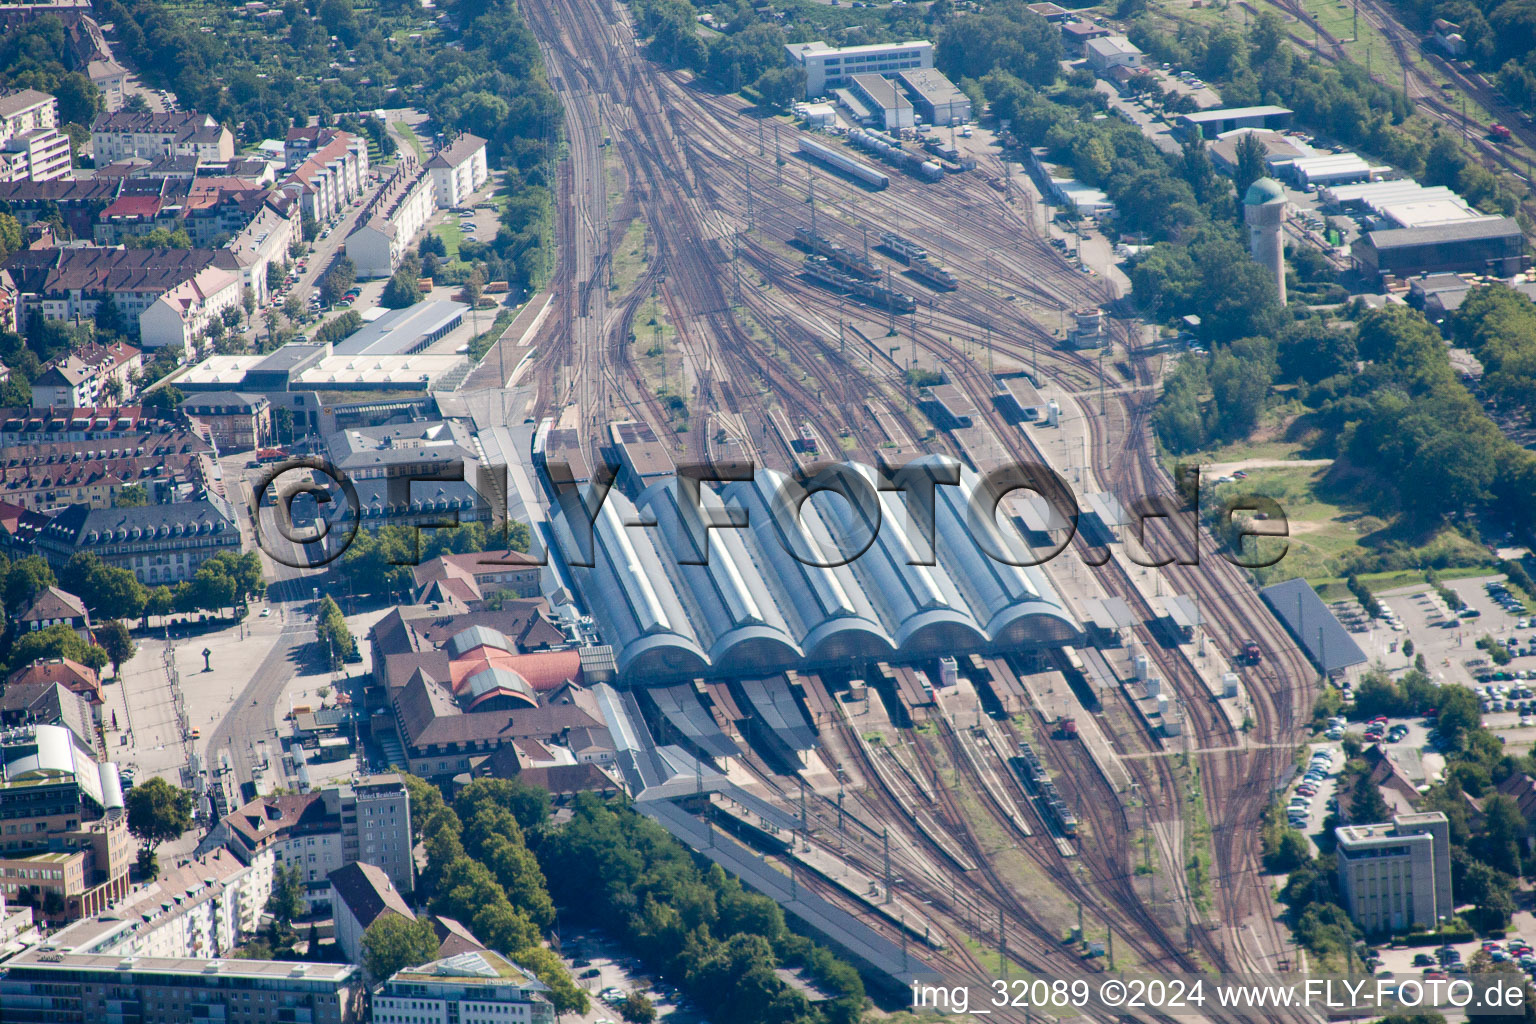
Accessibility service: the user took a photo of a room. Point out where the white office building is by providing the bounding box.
[1335,812,1452,933]
[374,952,555,1024]
[784,40,934,98]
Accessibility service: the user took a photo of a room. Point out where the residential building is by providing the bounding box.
[329,861,414,965]
[784,40,934,98]
[30,341,142,408]
[5,658,102,710]
[0,678,97,749]
[0,90,58,140]
[0,406,170,446]
[278,127,368,224]
[2,245,238,339]
[1084,35,1144,74]
[202,774,413,904]
[0,90,69,183]
[138,264,244,352]
[180,391,271,451]
[31,498,240,585]
[87,57,127,111]
[1335,812,1452,933]
[426,133,489,209]
[90,110,235,165]
[0,949,363,1024]
[373,951,555,1024]
[41,846,276,960]
[0,428,214,511]
[0,724,131,920]
[0,178,121,238]
[346,156,434,278]
[14,586,92,640]
[225,191,299,305]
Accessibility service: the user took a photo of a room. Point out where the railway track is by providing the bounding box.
[518,0,1309,997]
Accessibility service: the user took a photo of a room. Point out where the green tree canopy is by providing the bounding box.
[125,777,193,849]
[362,914,439,981]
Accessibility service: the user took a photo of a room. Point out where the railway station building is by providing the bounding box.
[545,456,1081,683]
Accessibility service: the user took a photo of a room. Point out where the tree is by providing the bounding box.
[61,552,146,621]
[115,484,148,508]
[1349,771,1390,825]
[1436,685,1484,749]
[143,384,183,412]
[142,585,174,627]
[136,845,159,879]
[380,270,422,309]
[316,595,355,668]
[4,555,56,611]
[6,623,108,675]
[97,620,137,680]
[752,67,802,112]
[266,863,305,930]
[125,777,194,850]
[619,992,657,1024]
[361,914,439,980]
[319,257,356,307]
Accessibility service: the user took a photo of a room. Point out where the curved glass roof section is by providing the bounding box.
[548,461,1081,680]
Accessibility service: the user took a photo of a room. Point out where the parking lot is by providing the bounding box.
[1286,745,1342,848]
[1320,575,1533,690]
[1376,932,1536,987]
[560,930,700,1024]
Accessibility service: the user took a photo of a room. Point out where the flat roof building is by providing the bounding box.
[1335,812,1451,934]
[1353,217,1524,280]
[897,68,971,126]
[1084,35,1144,74]
[849,74,914,131]
[1178,105,1294,139]
[0,948,363,1024]
[375,951,554,1024]
[784,40,934,98]
[333,300,467,356]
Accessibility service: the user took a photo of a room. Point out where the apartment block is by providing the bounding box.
[346,156,434,278]
[30,341,141,409]
[200,774,414,904]
[90,110,235,165]
[426,133,489,209]
[0,950,363,1024]
[278,127,368,224]
[2,245,240,341]
[0,90,70,183]
[1335,811,1453,933]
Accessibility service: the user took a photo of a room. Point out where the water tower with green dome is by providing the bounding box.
[1244,176,1287,305]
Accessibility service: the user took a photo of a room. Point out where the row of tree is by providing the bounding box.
[333,520,531,598]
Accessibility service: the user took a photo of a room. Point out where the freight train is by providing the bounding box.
[794,226,880,281]
[879,231,959,291]
[846,128,944,182]
[801,256,917,313]
[798,137,889,190]
[1009,742,1079,837]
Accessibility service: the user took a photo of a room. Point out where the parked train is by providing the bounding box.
[795,226,880,281]
[798,137,889,190]
[879,231,959,291]
[1009,742,1079,837]
[846,128,944,182]
[801,256,917,313]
